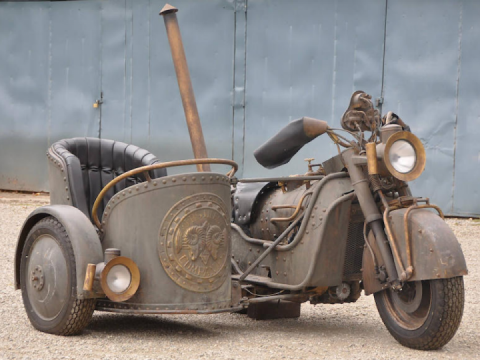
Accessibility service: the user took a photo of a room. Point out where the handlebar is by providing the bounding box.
[254,117,328,169]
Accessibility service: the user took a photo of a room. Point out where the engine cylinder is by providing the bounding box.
[248,182,313,241]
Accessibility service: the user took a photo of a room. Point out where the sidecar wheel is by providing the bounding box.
[374,277,464,350]
[20,216,95,335]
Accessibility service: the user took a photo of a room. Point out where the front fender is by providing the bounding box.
[389,208,468,281]
[14,205,103,299]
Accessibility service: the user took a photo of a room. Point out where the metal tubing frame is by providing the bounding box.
[243,294,308,304]
[231,172,349,252]
[342,148,400,286]
[378,191,409,281]
[238,175,325,183]
[237,214,305,282]
[379,194,444,282]
[270,192,312,223]
[95,305,245,315]
[233,192,355,291]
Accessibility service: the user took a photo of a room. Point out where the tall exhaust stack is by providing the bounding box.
[160,4,211,172]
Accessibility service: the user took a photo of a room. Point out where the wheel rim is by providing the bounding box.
[381,281,432,330]
[25,234,69,321]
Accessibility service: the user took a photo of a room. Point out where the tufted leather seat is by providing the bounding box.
[51,138,167,223]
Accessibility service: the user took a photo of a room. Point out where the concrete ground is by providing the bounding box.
[0,191,478,359]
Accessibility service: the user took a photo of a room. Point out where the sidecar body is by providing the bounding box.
[15,138,239,334]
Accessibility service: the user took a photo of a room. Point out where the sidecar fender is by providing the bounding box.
[14,205,103,299]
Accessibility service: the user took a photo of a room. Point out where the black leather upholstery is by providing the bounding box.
[51,138,167,222]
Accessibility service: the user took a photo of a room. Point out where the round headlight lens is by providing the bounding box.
[388,140,416,174]
[106,264,131,293]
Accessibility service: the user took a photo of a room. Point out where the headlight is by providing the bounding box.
[384,131,426,181]
[106,265,131,293]
[100,256,140,302]
[389,140,416,173]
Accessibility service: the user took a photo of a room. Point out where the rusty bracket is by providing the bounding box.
[378,191,409,281]
[379,194,444,282]
[270,192,312,223]
[403,201,444,281]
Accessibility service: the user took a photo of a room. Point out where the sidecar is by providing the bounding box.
[14,137,240,335]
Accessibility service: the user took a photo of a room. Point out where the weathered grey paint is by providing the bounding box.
[452,1,480,216]
[0,0,479,216]
[381,0,462,214]
[241,0,386,179]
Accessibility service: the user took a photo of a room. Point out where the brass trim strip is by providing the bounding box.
[270,192,312,223]
[83,263,96,292]
[92,158,238,229]
[366,142,378,175]
[378,191,408,281]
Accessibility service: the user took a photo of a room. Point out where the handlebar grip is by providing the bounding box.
[254,117,328,169]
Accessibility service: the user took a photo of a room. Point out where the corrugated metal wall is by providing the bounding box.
[0,0,479,216]
[381,0,479,217]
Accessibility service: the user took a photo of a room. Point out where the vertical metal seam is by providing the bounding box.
[147,0,151,148]
[452,1,463,213]
[231,1,237,161]
[232,0,247,177]
[99,0,104,139]
[123,0,127,141]
[241,0,247,175]
[330,0,338,123]
[47,3,52,146]
[129,0,134,144]
[379,0,388,112]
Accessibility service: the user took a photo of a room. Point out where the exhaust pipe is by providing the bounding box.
[160,4,211,172]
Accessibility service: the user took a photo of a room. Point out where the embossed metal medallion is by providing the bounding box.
[158,193,230,292]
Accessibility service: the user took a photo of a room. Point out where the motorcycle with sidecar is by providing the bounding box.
[14,4,467,351]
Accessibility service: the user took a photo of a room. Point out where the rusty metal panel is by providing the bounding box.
[100,0,235,176]
[0,0,234,191]
[233,0,248,174]
[242,0,387,178]
[381,0,462,213]
[49,2,102,141]
[101,173,232,311]
[452,1,480,216]
[1,0,479,217]
[0,1,102,191]
[389,208,467,281]
[231,175,354,288]
[0,2,50,190]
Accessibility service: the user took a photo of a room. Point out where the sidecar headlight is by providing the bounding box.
[106,265,131,293]
[100,256,140,302]
[384,132,426,181]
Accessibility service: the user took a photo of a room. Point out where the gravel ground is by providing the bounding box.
[0,191,479,359]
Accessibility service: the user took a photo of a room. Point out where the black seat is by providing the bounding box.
[51,137,167,222]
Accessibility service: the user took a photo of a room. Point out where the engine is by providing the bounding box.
[233,180,312,242]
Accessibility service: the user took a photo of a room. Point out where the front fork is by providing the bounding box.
[343,149,402,289]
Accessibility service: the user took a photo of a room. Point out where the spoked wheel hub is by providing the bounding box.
[391,281,423,314]
[30,265,45,291]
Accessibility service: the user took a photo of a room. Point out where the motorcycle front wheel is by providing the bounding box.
[374,277,464,350]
